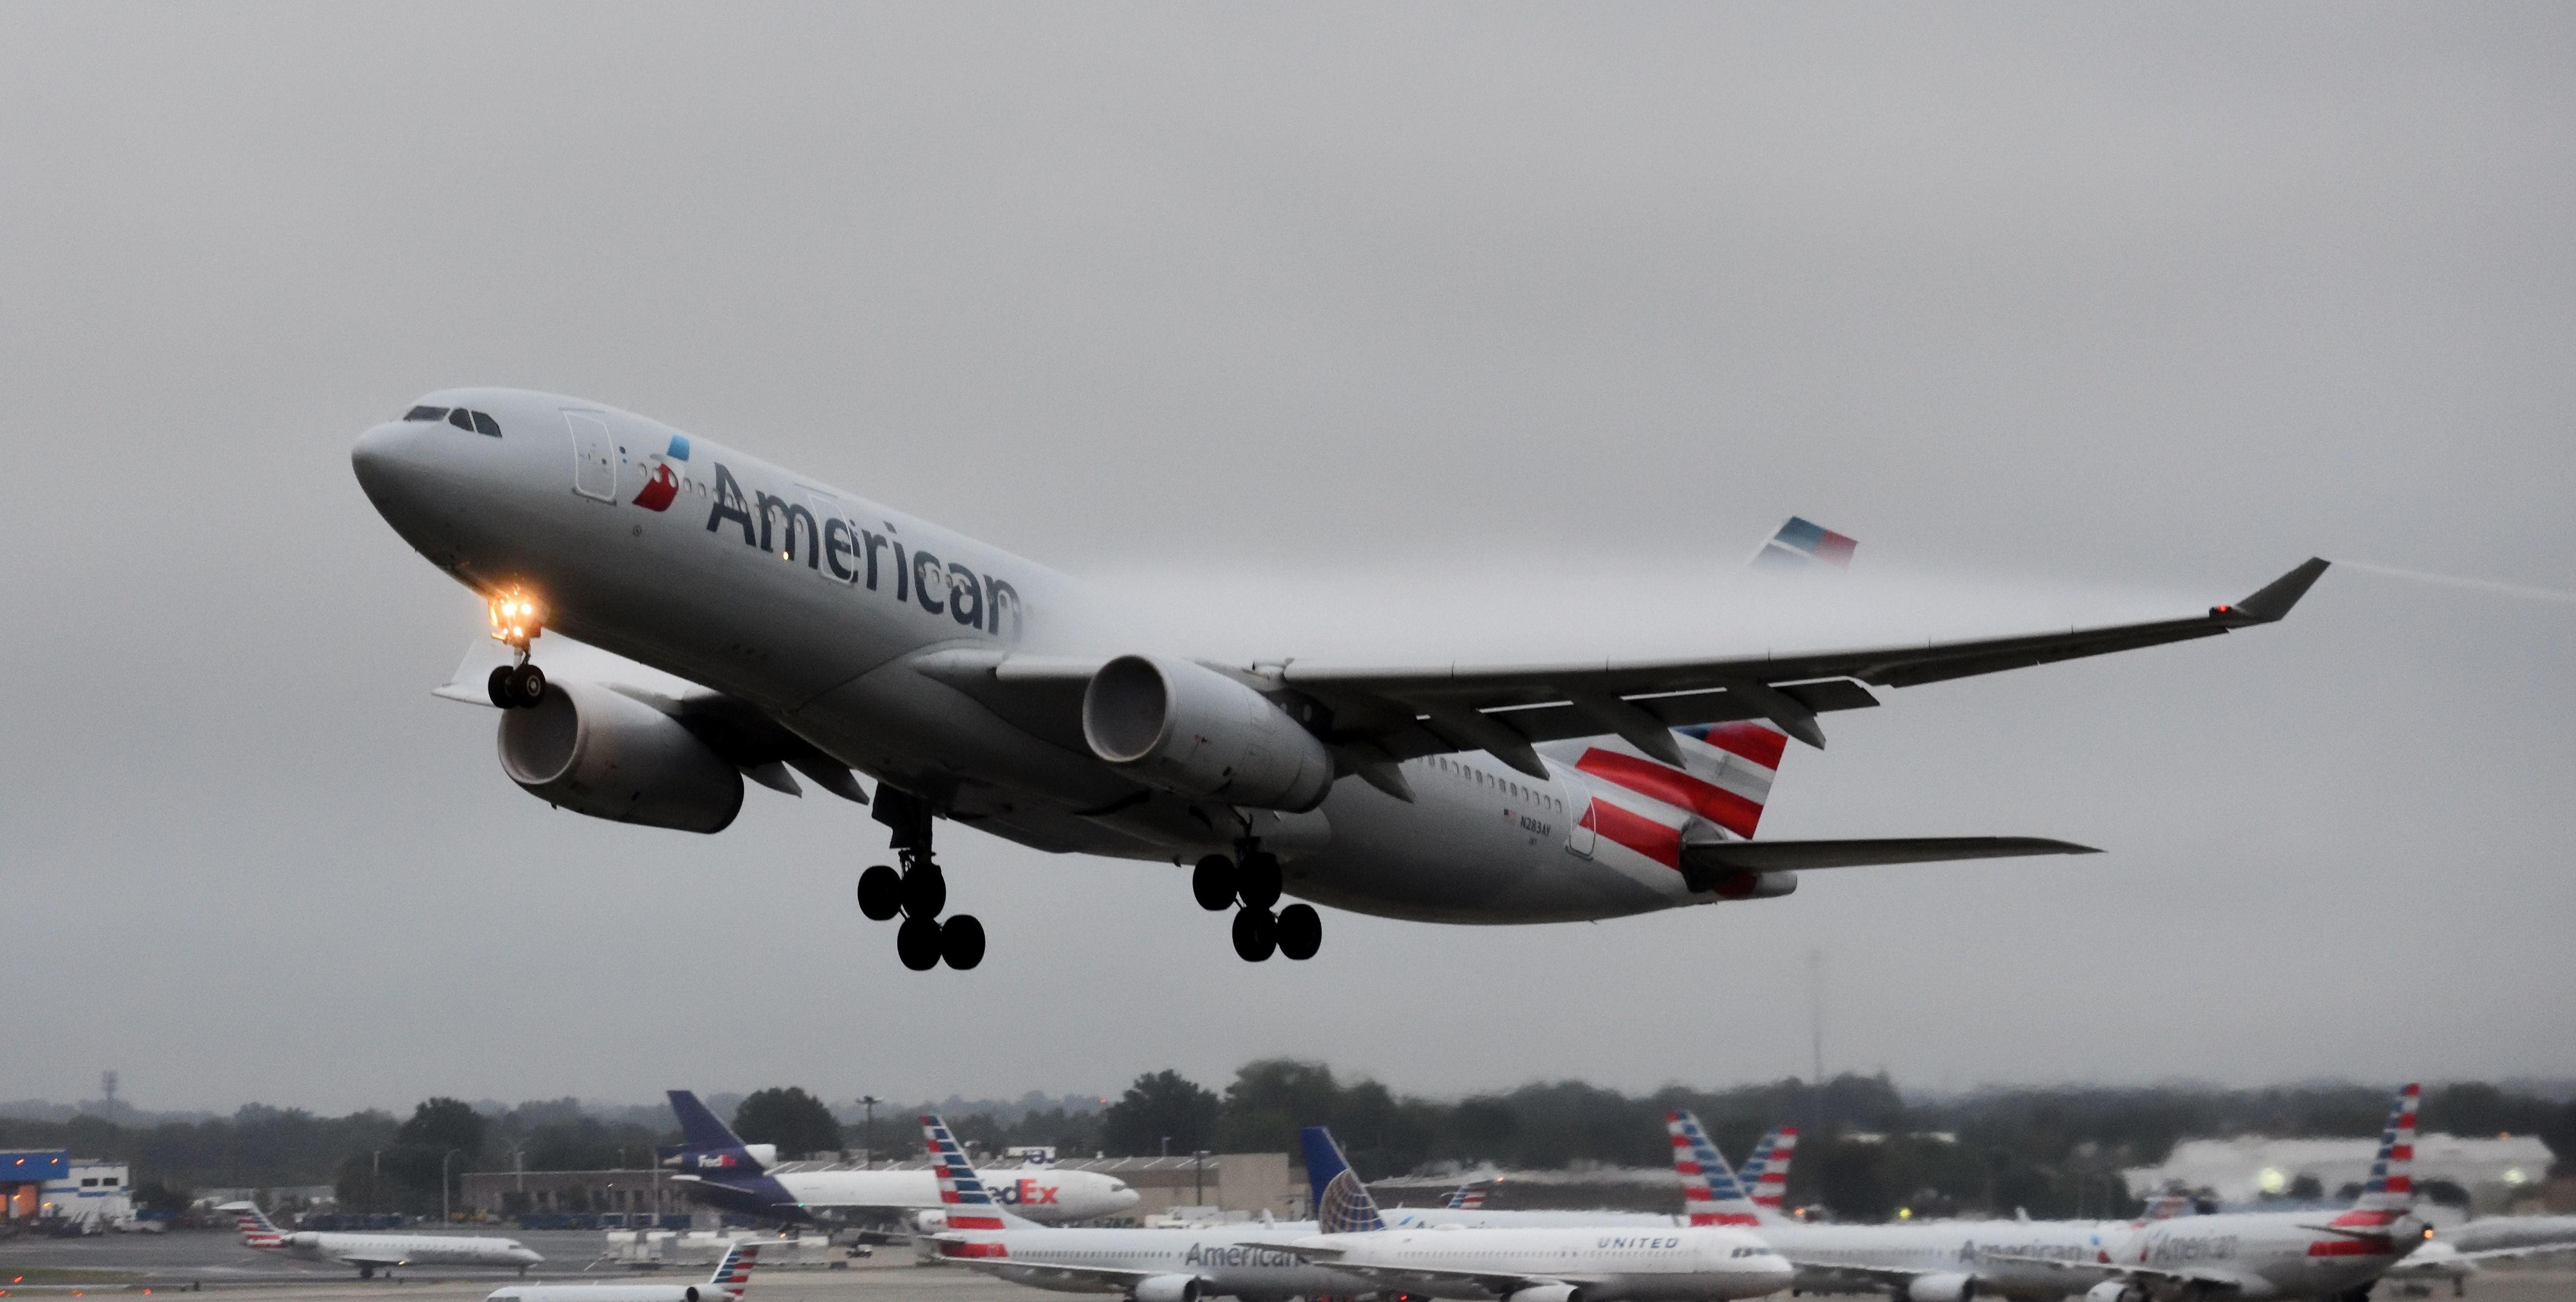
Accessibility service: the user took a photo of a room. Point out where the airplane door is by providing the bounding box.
[807,490,853,583]
[1560,771,1597,859]
[564,411,615,502]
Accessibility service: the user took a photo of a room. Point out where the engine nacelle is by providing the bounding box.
[499,680,744,833]
[2084,1283,2143,1302]
[1906,1273,1978,1302]
[1081,655,1334,812]
[1697,867,1799,900]
[1129,1274,1202,1302]
[683,1287,702,1302]
[1507,1285,1586,1302]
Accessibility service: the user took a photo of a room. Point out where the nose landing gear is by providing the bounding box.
[856,788,984,970]
[483,591,549,708]
[1196,849,1321,962]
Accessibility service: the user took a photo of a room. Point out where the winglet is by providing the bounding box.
[2221,558,2330,624]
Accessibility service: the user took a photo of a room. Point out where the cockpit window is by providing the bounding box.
[448,408,475,431]
[470,410,503,437]
[404,405,448,422]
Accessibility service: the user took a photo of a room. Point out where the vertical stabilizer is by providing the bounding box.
[1666,1111,1763,1227]
[219,1201,284,1248]
[1301,1127,1387,1235]
[920,1113,1036,1234]
[2340,1084,2422,1223]
[703,1242,761,1297]
[1738,1126,1795,1214]
[1750,517,1858,573]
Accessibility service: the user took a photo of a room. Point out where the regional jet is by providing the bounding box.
[487,1240,765,1302]
[222,1202,543,1278]
[354,391,2326,969]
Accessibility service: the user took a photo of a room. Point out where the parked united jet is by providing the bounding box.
[659,1090,1135,1226]
[222,1202,543,1279]
[354,391,2326,968]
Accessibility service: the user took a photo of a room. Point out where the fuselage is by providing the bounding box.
[679,1165,1134,1224]
[274,1229,543,1271]
[944,1221,1369,1298]
[351,389,1755,924]
[1297,1224,1793,1301]
[1766,1210,2422,1302]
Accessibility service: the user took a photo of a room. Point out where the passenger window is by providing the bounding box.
[470,410,503,437]
[448,408,474,431]
[404,405,448,422]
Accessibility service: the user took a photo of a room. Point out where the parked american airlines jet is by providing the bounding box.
[222,1202,543,1279]
[353,391,2325,969]
[486,1241,765,1302]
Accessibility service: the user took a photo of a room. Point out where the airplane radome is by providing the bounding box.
[353,388,2326,972]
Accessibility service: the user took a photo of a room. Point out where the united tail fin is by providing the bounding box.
[920,1113,1039,1236]
[1666,1110,1763,1226]
[217,1200,284,1248]
[1750,517,1857,573]
[1301,1127,1387,1234]
[2336,1084,2422,1225]
[703,1242,762,1297]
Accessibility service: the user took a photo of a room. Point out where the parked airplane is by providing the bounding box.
[2381,1236,2576,1296]
[1734,1127,1794,1215]
[914,1113,1367,1302]
[485,1240,765,1302]
[1668,1088,2431,1302]
[658,1091,1136,1226]
[354,390,2326,968]
[222,1202,543,1279]
[1256,1127,1793,1302]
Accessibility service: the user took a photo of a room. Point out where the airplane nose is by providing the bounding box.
[350,421,411,491]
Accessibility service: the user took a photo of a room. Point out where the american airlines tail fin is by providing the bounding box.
[920,1113,1039,1235]
[703,1242,762,1297]
[1665,1111,1762,1227]
[218,1200,285,1248]
[1441,1182,1487,1210]
[661,1090,775,1174]
[2337,1084,2422,1225]
[1301,1127,1387,1234]
[1737,1126,1795,1213]
[1750,517,1857,573]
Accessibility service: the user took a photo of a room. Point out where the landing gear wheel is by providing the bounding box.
[1237,852,1283,910]
[1192,855,1238,911]
[856,865,902,921]
[1231,907,1277,962]
[488,665,518,708]
[900,864,947,919]
[496,662,546,707]
[940,915,986,970]
[1275,903,1322,961]
[895,916,944,971]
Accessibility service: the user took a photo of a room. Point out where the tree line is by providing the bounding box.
[4,1070,2566,1222]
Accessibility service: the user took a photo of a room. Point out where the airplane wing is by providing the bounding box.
[1980,1253,2261,1293]
[917,559,2327,781]
[1684,837,2099,872]
[941,1250,1161,1291]
[2452,1241,2576,1262]
[1246,1243,1587,1297]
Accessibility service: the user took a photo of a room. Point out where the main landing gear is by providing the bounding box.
[484,590,549,708]
[1194,849,1321,963]
[855,787,984,971]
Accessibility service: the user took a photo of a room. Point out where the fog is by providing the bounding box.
[2,3,2571,1114]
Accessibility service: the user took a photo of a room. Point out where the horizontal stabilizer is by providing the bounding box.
[1683,836,2099,872]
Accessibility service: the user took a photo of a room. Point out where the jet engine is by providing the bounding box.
[1506,1285,1586,1302]
[2084,1283,2143,1302]
[1081,655,1334,811]
[1130,1274,1203,1302]
[1906,1274,1978,1302]
[499,680,744,833]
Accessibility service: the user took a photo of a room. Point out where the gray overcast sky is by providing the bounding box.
[5,4,2573,1116]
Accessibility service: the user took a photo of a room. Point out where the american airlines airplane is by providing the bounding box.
[658,1090,1136,1225]
[1669,1091,2431,1302]
[1256,1127,1793,1302]
[222,1202,544,1279]
[914,1112,1368,1302]
[353,390,2325,969]
[486,1241,765,1302]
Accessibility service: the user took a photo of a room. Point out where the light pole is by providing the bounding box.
[371,1150,381,1218]
[1160,1136,1171,1158]
[859,1097,881,1168]
[441,1148,460,1225]
[1193,1150,1209,1208]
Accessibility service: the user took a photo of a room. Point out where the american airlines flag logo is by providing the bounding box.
[921,1115,1007,1231]
[2330,1083,2421,1235]
[1574,724,1785,871]
[1738,1127,1795,1210]
[233,1206,284,1248]
[1667,1111,1760,1227]
[711,1244,758,1296]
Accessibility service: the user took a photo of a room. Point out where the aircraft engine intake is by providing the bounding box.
[1129,1274,1202,1302]
[1082,655,1334,811]
[682,1288,701,1302]
[2083,1283,2142,1302]
[1709,869,1799,900]
[1506,1285,1586,1302]
[499,679,744,833]
[1906,1273,1978,1302]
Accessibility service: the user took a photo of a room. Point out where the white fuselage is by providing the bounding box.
[1766,1210,2421,1301]
[683,1166,1135,1224]
[1297,1224,1794,1302]
[489,1287,714,1302]
[945,1222,1369,1298]
[350,390,1768,925]
[274,1229,542,1272]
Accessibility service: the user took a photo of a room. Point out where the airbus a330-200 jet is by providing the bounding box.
[353,390,2326,971]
